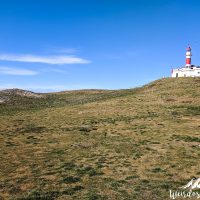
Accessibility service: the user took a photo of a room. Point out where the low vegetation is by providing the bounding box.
[0,77,200,199]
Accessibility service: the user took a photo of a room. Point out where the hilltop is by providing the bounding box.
[0,78,200,200]
[0,88,44,103]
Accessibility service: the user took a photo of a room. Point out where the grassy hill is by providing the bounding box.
[0,78,200,200]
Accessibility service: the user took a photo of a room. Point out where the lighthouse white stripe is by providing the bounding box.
[186,52,192,56]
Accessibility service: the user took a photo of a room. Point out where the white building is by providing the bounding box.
[171,65,200,77]
[171,46,200,77]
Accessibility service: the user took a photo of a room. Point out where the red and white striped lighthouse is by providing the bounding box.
[185,46,192,67]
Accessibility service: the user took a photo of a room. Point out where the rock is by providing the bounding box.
[79,125,92,132]
[0,89,44,98]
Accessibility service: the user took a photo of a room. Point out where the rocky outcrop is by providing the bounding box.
[0,89,45,103]
[0,89,43,97]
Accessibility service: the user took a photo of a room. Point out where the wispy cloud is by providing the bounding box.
[97,50,138,60]
[40,67,67,73]
[0,83,102,92]
[0,54,91,64]
[43,46,79,54]
[0,84,66,92]
[0,66,38,75]
[50,47,79,54]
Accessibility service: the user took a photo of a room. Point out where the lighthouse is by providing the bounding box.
[171,46,200,77]
[185,46,192,67]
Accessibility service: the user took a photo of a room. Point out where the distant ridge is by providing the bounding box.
[0,88,43,96]
[1,77,200,106]
[0,89,44,103]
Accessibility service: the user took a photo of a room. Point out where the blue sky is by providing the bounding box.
[0,0,200,92]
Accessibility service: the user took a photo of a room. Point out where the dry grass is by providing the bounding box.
[0,77,200,199]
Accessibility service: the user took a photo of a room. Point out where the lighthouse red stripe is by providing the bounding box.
[186,58,191,64]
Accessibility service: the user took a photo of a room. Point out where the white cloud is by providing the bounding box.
[0,54,90,64]
[0,66,38,75]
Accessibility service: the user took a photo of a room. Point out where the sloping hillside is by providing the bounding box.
[0,78,200,200]
[0,88,138,115]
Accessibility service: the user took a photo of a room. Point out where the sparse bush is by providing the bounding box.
[151,167,166,173]
[172,135,200,142]
[62,176,81,183]
[61,162,76,170]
